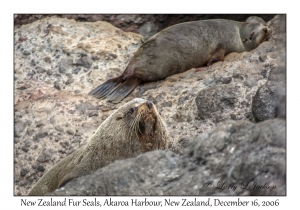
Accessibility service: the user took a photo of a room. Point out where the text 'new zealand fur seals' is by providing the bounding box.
[28,98,168,195]
[89,16,269,103]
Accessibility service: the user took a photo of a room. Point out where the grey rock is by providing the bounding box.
[88,111,99,117]
[252,15,286,122]
[14,119,27,137]
[27,127,34,136]
[65,77,74,85]
[50,118,285,196]
[36,66,46,73]
[55,125,64,132]
[221,77,232,84]
[36,128,48,139]
[44,56,52,63]
[23,50,31,55]
[252,81,276,122]
[60,141,69,148]
[37,165,45,172]
[46,69,53,75]
[20,168,29,177]
[75,55,93,69]
[195,85,239,121]
[72,67,81,74]
[67,129,75,135]
[59,58,73,74]
[244,77,258,88]
[36,119,47,127]
[37,149,53,163]
[21,146,29,152]
[24,141,32,147]
[76,101,99,112]
[54,80,62,90]
[30,59,36,66]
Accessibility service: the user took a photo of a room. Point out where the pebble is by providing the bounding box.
[30,59,36,66]
[37,165,45,172]
[20,168,29,177]
[60,141,69,148]
[16,83,31,90]
[37,149,52,163]
[75,55,93,69]
[36,128,48,138]
[14,120,27,137]
[46,69,53,75]
[27,127,34,136]
[22,146,29,152]
[55,125,64,132]
[88,111,99,117]
[65,77,74,85]
[59,58,73,74]
[221,77,232,84]
[54,80,62,90]
[72,67,81,74]
[25,141,32,147]
[50,117,56,124]
[36,66,46,73]
[44,56,52,63]
[36,119,47,127]
[23,50,31,55]
[67,129,75,135]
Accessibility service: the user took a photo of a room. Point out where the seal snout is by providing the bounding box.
[146,101,153,109]
[263,28,268,33]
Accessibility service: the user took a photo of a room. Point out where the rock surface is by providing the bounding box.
[14,15,285,195]
[50,118,285,196]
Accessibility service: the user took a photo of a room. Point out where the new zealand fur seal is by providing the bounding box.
[89,16,269,103]
[28,98,168,195]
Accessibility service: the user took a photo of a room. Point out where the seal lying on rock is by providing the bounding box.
[89,16,269,103]
[28,98,168,195]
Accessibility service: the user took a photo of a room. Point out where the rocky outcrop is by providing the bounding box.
[14,15,285,195]
[50,118,285,196]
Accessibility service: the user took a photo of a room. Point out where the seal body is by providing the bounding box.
[28,98,168,195]
[89,17,269,103]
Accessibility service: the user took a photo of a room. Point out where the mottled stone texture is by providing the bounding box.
[14,15,285,195]
[50,118,285,196]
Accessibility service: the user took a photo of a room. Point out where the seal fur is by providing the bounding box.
[28,98,168,195]
[89,17,269,103]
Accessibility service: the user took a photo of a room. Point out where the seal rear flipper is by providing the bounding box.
[89,76,123,99]
[108,77,142,103]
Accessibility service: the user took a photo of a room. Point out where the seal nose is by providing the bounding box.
[146,101,152,109]
[263,28,268,33]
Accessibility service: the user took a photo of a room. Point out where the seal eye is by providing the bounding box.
[249,32,255,40]
[130,107,137,113]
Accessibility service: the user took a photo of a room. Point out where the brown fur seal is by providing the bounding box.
[28,98,168,195]
[89,16,269,103]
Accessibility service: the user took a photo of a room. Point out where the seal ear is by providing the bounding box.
[115,114,123,121]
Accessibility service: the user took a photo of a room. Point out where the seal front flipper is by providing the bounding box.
[195,47,226,72]
[89,76,123,99]
[108,77,142,103]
